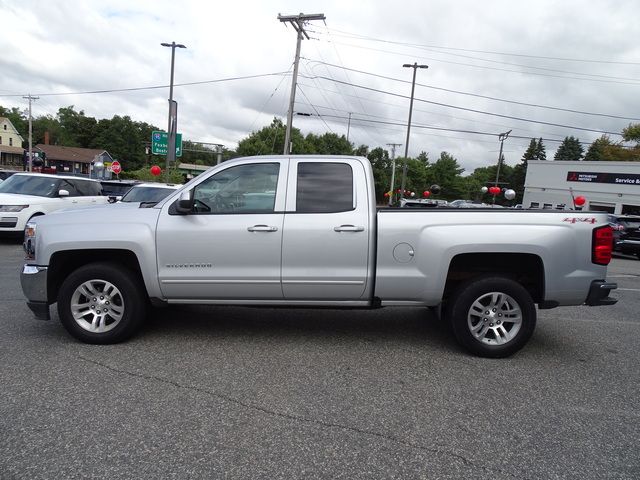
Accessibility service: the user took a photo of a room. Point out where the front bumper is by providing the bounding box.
[585,280,617,306]
[20,265,51,320]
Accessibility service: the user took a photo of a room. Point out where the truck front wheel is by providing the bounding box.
[57,262,146,344]
[447,276,536,358]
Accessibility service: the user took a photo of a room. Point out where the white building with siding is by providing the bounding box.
[523,160,640,215]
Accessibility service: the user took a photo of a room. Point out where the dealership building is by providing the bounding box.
[522,160,640,215]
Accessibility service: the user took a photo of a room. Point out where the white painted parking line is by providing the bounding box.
[617,288,640,292]
[608,274,638,278]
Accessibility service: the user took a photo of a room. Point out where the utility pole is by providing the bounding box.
[387,143,402,206]
[493,130,512,204]
[400,63,428,198]
[161,41,186,181]
[278,12,326,155]
[347,112,352,143]
[23,94,39,172]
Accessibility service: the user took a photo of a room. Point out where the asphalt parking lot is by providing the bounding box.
[0,239,638,479]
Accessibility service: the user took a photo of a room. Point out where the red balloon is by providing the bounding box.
[150,165,162,176]
[423,191,431,198]
[383,192,389,197]
[574,195,586,206]
[489,186,501,195]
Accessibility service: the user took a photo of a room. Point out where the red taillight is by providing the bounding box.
[593,225,613,265]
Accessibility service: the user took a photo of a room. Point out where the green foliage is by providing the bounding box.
[583,135,634,161]
[303,132,353,155]
[554,136,583,161]
[622,123,640,144]
[430,151,465,199]
[510,138,546,203]
[120,167,184,184]
[237,118,301,156]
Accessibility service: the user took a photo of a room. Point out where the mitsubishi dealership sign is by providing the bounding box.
[567,171,640,185]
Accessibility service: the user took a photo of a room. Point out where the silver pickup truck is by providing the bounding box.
[20,155,617,357]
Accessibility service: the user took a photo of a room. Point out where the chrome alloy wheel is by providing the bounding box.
[467,291,523,345]
[70,279,125,333]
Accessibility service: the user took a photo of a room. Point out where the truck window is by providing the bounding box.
[192,163,279,214]
[296,163,353,213]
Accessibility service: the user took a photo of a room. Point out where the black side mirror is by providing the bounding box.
[175,190,193,214]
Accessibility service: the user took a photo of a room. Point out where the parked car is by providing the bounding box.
[99,179,141,198]
[0,169,20,181]
[608,214,640,259]
[0,173,108,234]
[118,182,181,207]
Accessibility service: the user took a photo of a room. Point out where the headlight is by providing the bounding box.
[24,222,37,260]
[0,205,29,212]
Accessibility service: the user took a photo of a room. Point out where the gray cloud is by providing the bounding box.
[1,0,639,173]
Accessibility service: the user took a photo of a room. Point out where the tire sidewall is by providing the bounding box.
[448,276,536,358]
[57,262,146,344]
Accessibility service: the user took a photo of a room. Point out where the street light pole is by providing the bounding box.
[400,63,428,198]
[161,41,186,180]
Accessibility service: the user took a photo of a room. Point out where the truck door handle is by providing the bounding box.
[247,225,278,232]
[334,225,365,232]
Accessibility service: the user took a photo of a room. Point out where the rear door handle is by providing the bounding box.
[247,225,278,232]
[334,225,365,232]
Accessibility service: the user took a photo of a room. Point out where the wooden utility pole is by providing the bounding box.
[22,94,39,172]
[387,143,402,206]
[278,12,326,155]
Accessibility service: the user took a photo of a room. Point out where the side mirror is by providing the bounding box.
[175,190,193,214]
[108,196,117,203]
[58,189,70,197]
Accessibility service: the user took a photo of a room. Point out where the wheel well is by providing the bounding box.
[443,253,544,304]
[47,249,143,304]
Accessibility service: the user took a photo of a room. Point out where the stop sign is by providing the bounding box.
[111,161,122,175]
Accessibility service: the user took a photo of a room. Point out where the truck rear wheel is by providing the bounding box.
[447,276,536,358]
[57,262,146,344]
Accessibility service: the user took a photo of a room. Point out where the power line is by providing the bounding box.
[312,27,640,66]
[311,38,640,86]
[296,81,568,140]
[304,59,640,121]
[0,72,290,98]
[299,74,624,136]
[311,30,640,82]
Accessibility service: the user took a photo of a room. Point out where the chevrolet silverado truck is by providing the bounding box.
[20,155,617,357]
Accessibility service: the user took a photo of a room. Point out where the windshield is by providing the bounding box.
[121,186,175,203]
[0,175,60,197]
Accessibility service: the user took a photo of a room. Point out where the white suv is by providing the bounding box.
[0,173,108,233]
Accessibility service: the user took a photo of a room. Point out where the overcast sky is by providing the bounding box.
[2,0,639,173]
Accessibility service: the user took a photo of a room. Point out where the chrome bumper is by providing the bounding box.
[20,265,51,320]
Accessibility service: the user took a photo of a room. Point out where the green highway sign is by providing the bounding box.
[151,131,183,157]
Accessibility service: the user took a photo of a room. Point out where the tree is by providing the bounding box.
[511,138,546,202]
[430,152,465,199]
[303,132,353,155]
[554,136,583,161]
[367,147,391,202]
[236,118,303,156]
[622,123,640,144]
[584,135,636,162]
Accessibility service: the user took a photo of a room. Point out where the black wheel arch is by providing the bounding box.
[47,249,145,304]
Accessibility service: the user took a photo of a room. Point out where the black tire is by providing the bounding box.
[446,276,536,358]
[57,262,146,344]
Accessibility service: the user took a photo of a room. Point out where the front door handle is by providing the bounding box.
[334,225,365,232]
[247,225,278,232]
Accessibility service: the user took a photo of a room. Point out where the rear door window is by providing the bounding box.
[296,163,354,213]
